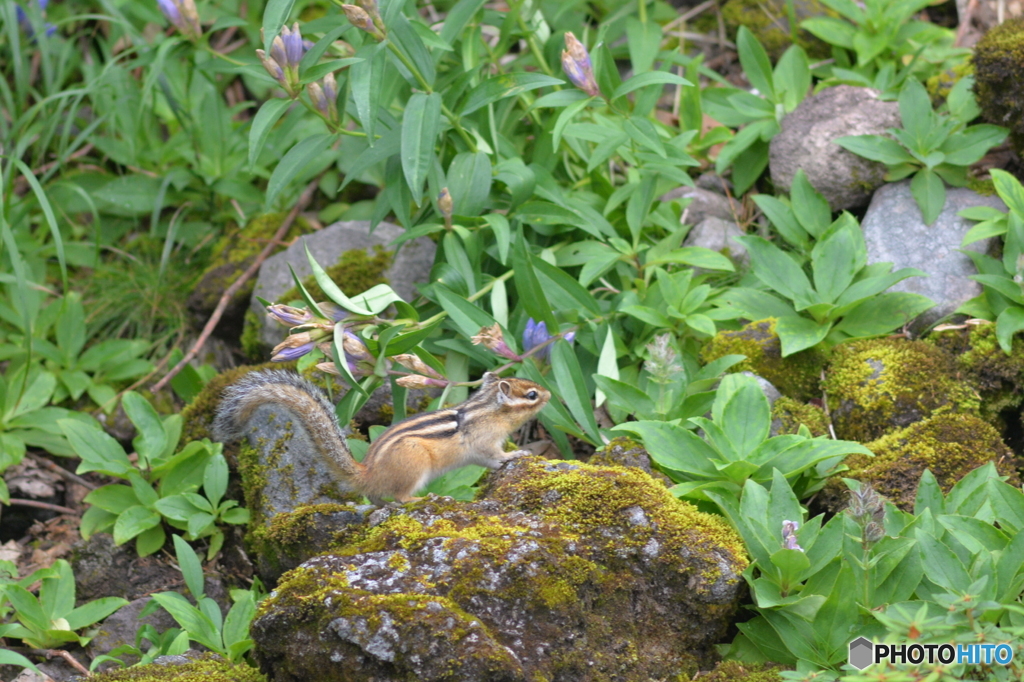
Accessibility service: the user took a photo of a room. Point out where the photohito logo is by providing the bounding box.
[848,637,1014,670]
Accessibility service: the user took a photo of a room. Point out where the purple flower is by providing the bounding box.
[256,23,306,97]
[271,341,316,362]
[16,0,56,38]
[156,0,201,41]
[522,318,574,362]
[561,32,600,98]
[781,520,803,552]
[307,72,339,124]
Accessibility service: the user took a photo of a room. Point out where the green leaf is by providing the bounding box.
[834,292,934,337]
[150,592,222,652]
[992,168,1024,218]
[266,133,336,208]
[753,195,808,251]
[996,307,1024,353]
[800,17,855,49]
[434,285,497,338]
[401,92,442,198]
[612,421,720,477]
[173,535,206,600]
[350,43,386,145]
[811,226,858,304]
[909,168,945,225]
[65,597,129,631]
[612,71,691,100]
[305,244,403,316]
[550,341,602,444]
[735,236,816,307]
[940,125,1008,166]
[154,494,204,522]
[916,532,971,591]
[621,305,670,327]
[647,247,735,272]
[772,45,810,112]
[461,73,564,116]
[388,12,436,87]
[512,230,557,329]
[776,316,832,356]
[261,0,295,52]
[203,454,229,509]
[625,17,662,75]
[898,79,934,146]
[113,506,162,545]
[790,169,832,238]
[136,524,166,557]
[249,98,292,167]
[122,392,167,469]
[0,649,40,673]
[552,96,593,150]
[446,152,492,218]
[62,420,132,477]
[592,376,654,416]
[717,375,770,458]
[834,135,913,165]
[736,26,775,101]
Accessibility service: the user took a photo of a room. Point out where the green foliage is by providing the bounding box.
[958,169,1024,352]
[614,374,870,501]
[60,392,248,558]
[140,536,261,665]
[702,27,811,194]
[835,78,1008,225]
[717,463,1024,678]
[716,171,933,355]
[802,0,954,71]
[0,559,127,651]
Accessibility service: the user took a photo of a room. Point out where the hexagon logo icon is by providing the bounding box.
[849,637,874,670]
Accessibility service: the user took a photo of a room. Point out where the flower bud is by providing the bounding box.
[267,304,313,327]
[561,32,600,98]
[391,354,443,379]
[341,4,383,40]
[271,333,316,362]
[438,187,453,227]
[397,375,450,389]
[157,0,202,41]
[472,324,522,361]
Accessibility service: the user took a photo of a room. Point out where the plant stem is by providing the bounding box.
[511,0,555,76]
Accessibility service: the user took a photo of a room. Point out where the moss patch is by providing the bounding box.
[89,654,265,682]
[822,413,1019,512]
[701,318,828,401]
[771,396,830,437]
[929,322,1024,423]
[973,17,1024,150]
[721,0,834,60]
[823,338,979,443]
[685,661,785,682]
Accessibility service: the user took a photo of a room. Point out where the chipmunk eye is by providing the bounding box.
[526,390,538,400]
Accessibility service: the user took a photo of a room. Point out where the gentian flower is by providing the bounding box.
[340,4,384,40]
[157,0,202,41]
[561,32,600,98]
[307,72,339,125]
[16,0,56,38]
[522,318,575,362]
[781,520,803,552]
[472,324,522,361]
[256,23,306,97]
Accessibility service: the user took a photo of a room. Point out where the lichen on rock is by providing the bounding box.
[824,338,979,443]
[700,318,827,402]
[820,413,1020,512]
[249,457,748,682]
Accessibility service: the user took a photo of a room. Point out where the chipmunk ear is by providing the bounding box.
[497,380,512,401]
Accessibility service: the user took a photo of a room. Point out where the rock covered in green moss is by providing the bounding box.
[770,396,830,437]
[820,413,1019,512]
[587,435,672,485]
[973,17,1024,149]
[721,0,833,59]
[89,652,265,682]
[187,213,309,328]
[929,321,1024,422]
[700,318,827,401]
[824,338,979,443]
[684,660,785,682]
[249,221,436,352]
[249,457,748,682]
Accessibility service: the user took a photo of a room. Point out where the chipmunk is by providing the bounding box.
[212,369,550,505]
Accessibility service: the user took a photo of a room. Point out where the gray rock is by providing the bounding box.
[683,217,749,269]
[861,181,1007,329]
[741,371,781,406]
[252,221,436,348]
[696,172,733,196]
[250,457,747,682]
[770,86,901,210]
[661,186,736,225]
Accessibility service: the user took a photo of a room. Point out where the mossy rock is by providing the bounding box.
[88,653,265,682]
[721,0,834,60]
[187,213,309,330]
[823,338,979,443]
[241,244,392,361]
[973,17,1024,150]
[820,413,1020,512]
[770,396,830,437]
[925,62,973,106]
[176,361,293,449]
[588,435,672,485]
[250,457,747,682]
[929,321,1024,423]
[684,660,785,682]
[700,318,827,402]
